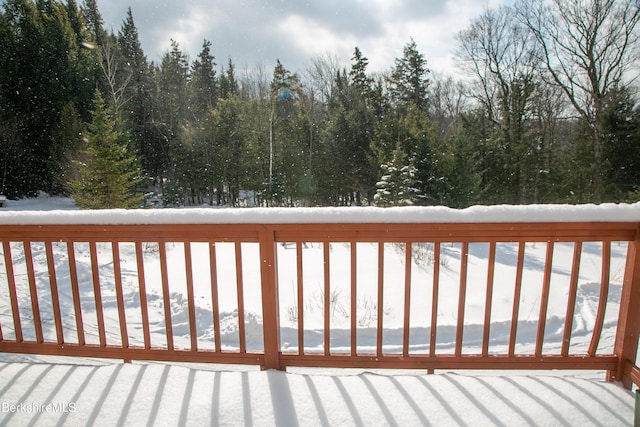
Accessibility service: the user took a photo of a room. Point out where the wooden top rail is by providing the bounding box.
[0,221,637,242]
[0,205,639,388]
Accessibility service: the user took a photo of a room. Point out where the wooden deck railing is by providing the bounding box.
[0,213,639,389]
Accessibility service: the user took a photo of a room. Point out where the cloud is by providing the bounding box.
[96,0,510,76]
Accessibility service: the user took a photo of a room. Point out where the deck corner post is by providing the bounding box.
[611,225,640,389]
[259,225,282,370]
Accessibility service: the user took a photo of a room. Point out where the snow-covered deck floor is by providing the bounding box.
[0,358,635,426]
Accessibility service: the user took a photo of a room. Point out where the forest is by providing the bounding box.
[1,0,639,208]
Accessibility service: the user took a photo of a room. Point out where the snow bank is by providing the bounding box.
[1,203,640,225]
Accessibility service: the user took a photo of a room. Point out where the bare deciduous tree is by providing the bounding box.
[98,39,132,115]
[455,6,540,123]
[517,0,640,200]
[455,6,542,203]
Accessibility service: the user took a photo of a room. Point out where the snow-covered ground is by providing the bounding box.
[0,193,638,426]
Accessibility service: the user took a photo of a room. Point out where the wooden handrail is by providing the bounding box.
[0,220,638,388]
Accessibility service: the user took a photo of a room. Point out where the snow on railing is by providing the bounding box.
[0,204,639,388]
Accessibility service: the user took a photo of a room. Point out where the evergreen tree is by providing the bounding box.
[117,8,165,185]
[71,90,143,209]
[320,48,378,205]
[372,104,440,204]
[159,39,190,204]
[189,39,217,118]
[440,111,484,208]
[80,0,106,46]
[0,0,91,197]
[51,101,84,193]
[602,88,640,200]
[218,58,238,99]
[374,146,423,206]
[158,39,189,135]
[387,39,430,112]
[266,59,303,205]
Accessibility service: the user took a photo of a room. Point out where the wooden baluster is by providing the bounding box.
[296,241,305,355]
[403,242,412,358]
[535,242,555,357]
[376,242,384,358]
[482,242,497,357]
[589,241,611,356]
[184,242,198,352]
[429,242,441,373]
[235,241,246,354]
[45,242,64,345]
[209,242,222,352]
[562,242,582,356]
[324,242,331,356]
[135,242,151,350]
[112,242,129,351]
[67,242,85,346]
[24,241,43,343]
[455,242,469,357]
[89,242,106,347]
[350,241,357,357]
[2,241,22,342]
[509,242,526,357]
[159,242,173,351]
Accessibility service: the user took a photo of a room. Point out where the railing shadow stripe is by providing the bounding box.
[593,378,635,411]
[241,371,253,427]
[28,365,78,426]
[387,376,431,427]
[210,371,221,425]
[360,375,399,426]
[556,377,633,425]
[1,365,55,425]
[501,376,571,426]
[331,377,365,427]
[0,363,30,395]
[55,366,99,427]
[303,375,331,426]
[87,364,124,424]
[145,364,170,427]
[415,375,466,425]
[442,374,507,427]
[116,364,148,426]
[467,375,536,425]
[267,370,299,427]
[178,368,196,427]
[530,377,616,425]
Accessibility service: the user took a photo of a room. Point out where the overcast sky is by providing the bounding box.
[96,0,510,76]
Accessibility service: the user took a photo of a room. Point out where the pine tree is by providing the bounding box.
[0,0,92,197]
[71,90,143,209]
[267,59,303,205]
[81,0,106,46]
[388,39,430,112]
[218,58,238,99]
[117,8,165,184]
[374,146,423,207]
[189,39,217,118]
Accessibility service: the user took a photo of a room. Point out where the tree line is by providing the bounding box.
[1,0,639,208]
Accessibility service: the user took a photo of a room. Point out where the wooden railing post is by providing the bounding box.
[610,226,640,389]
[259,225,282,370]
